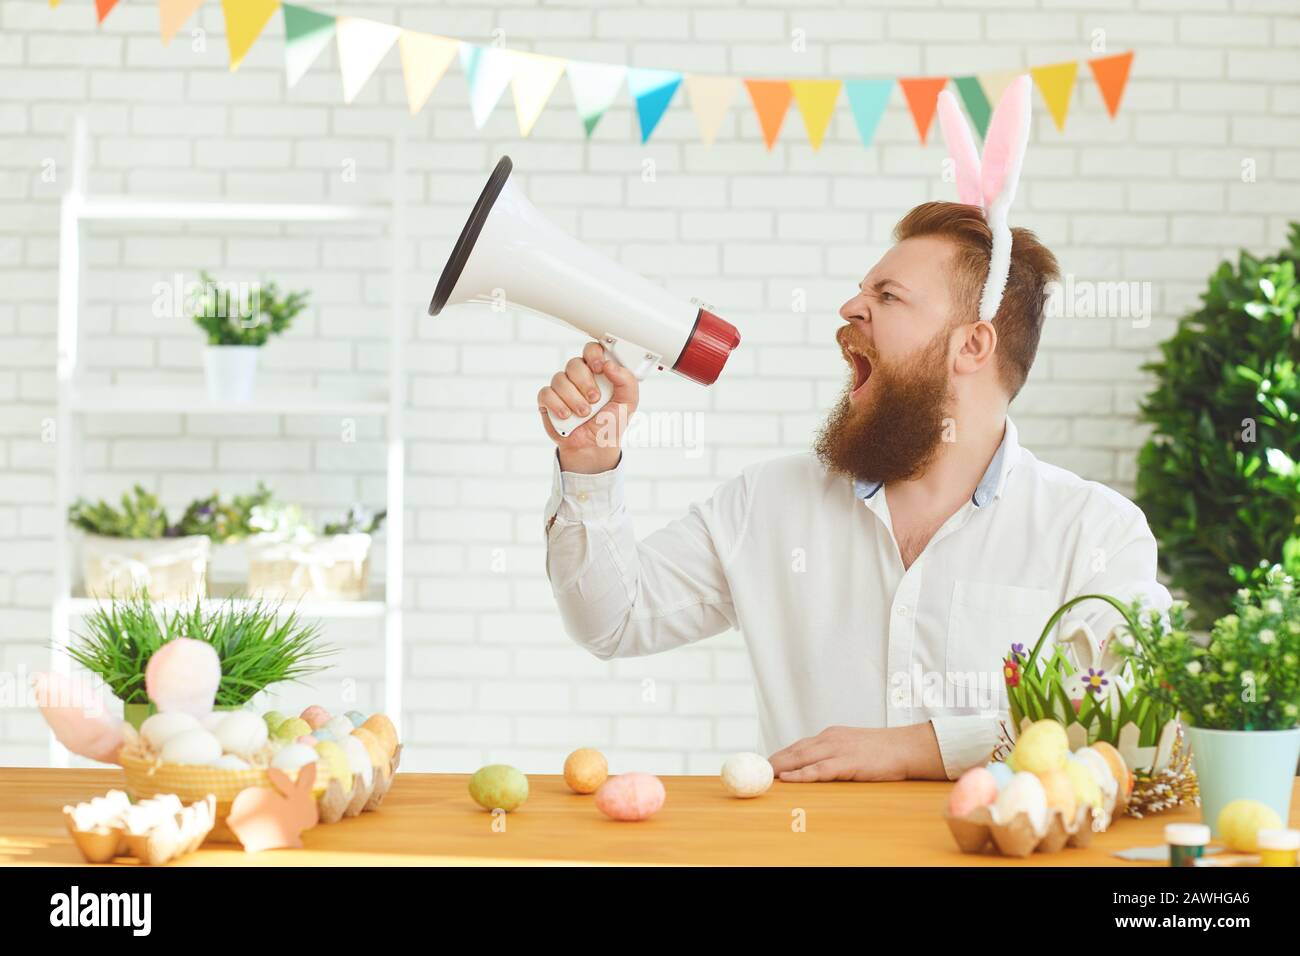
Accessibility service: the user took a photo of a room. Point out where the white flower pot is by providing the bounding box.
[203,345,260,402]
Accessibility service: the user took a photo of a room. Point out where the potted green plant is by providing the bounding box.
[1114,565,1300,835]
[189,271,309,402]
[65,593,334,729]
[246,498,386,602]
[1136,224,1300,625]
[68,485,210,602]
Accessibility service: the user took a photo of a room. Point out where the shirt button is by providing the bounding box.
[896,605,909,617]
[576,492,588,502]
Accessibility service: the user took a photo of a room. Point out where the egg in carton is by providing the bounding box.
[63,790,133,863]
[317,737,401,823]
[120,794,217,865]
[945,799,1103,858]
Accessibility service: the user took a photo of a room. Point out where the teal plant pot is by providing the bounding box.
[1185,725,1300,835]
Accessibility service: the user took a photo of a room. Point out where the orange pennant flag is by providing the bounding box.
[160,0,205,44]
[1088,51,1134,119]
[898,77,948,144]
[744,79,793,150]
[95,0,119,21]
[1030,60,1079,132]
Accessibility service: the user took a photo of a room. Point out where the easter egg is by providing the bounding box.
[720,752,774,798]
[1217,799,1282,852]
[340,735,374,789]
[344,711,366,728]
[985,761,1015,791]
[262,711,287,733]
[1037,769,1078,820]
[469,764,529,812]
[211,754,251,771]
[1089,741,1132,797]
[993,772,1048,831]
[271,743,320,772]
[295,735,318,747]
[1063,758,1103,811]
[213,710,268,760]
[145,638,221,717]
[274,717,312,741]
[323,715,354,740]
[361,714,398,757]
[948,767,999,817]
[160,728,222,766]
[141,712,200,751]
[595,773,666,822]
[314,741,351,791]
[312,728,336,743]
[300,705,331,730]
[563,748,609,794]
[1011,720,1069,775]
[350,727,389,776]
[1074,747,1118,806]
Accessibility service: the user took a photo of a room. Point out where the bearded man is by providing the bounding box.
[537,201,1170,781]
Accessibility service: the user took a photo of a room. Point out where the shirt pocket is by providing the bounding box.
[945,581,1056,709]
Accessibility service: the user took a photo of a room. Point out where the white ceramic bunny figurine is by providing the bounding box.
[936,75,1033,323]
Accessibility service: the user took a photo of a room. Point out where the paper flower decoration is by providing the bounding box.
[144,638,221,717]
[32,671,125,764]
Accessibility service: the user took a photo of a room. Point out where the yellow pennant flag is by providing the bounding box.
[684,75,738,147]
[509,51,567,137]
[160,0,204,45]
[398,31,458,115]
[1030,60,1078,132]
[222,0,280,72]
[789,79,841,150]
[336,17,401,104]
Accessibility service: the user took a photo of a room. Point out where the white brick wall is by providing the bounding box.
[1,0,1297,771]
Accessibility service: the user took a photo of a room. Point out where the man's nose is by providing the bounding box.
[839,294,869,323]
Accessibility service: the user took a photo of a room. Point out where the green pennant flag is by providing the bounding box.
[283,3,336,88]
[953,76,991,139]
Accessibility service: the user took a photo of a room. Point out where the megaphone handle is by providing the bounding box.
[548,371,615,439]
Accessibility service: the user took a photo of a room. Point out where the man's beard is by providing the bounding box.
[814,330,954,485]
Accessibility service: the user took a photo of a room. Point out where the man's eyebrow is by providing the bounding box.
[862,277,908,293]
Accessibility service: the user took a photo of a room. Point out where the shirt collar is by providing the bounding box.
[852,417,1019,509]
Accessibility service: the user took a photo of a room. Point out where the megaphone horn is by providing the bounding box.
[430,156,741,438]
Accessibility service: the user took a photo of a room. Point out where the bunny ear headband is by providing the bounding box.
[937,74,1032,323]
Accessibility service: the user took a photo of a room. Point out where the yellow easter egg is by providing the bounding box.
[563,748,609,794]
[1063,758,1102,810]
[1012,720,1069,775]
[1089,741,1132,797]
[361,714,398,757]
[351,727,390,780]
[1217,799,1282,852]
[1037,769,1078,820]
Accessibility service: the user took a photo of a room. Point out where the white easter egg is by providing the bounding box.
[141,712,200,751]
[323,715,354,740]
[214,710,269,759]
[201,712,227,731]
[720,752,775,798]
[160,729,222,766]
[993,771,1048,832]
[339,734,374,788]
[271,743,320,771]
[211,754,252,771]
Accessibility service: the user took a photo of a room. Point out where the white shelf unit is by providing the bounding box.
[51,117,408,766]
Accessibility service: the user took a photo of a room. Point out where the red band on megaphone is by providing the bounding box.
[673,308,741,386]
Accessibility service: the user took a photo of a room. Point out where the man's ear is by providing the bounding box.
[952,320,997,376]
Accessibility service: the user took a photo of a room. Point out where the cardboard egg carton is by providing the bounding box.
[945,782,1129,858]
[63,792,216,865]
[317,744,401,824]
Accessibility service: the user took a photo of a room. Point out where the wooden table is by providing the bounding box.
[3,767,1289,866]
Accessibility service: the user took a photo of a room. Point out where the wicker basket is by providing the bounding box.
[246,532,371,602]
[81,533,209,602]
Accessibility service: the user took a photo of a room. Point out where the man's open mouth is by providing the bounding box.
[842,341,873,400]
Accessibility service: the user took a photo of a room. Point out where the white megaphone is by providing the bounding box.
[429,157,741,437]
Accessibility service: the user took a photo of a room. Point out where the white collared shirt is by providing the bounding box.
[543,418,1170,778]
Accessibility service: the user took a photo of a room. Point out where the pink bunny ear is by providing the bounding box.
[32,671,125,764]
[979,74,1032,215]
[937,89,982,207]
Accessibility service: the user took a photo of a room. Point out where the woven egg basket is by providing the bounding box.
[119,744,402,844]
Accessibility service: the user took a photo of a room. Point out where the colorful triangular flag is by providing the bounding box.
[626,67,682,143]
[566,61,625,137]
[978,71,1021,112]
[843,79,893,147]
[509,51,567,137]
[1030,60,1079,132]
[221,0,280,72]
[1088,51,1134,119]
[160,0,204,45]
[789,79,841,150]
[744,79,792,150]
[398,31,457,115]
[684,74,737,147]
[952,76,992,139]
[49,0,60,7]
[460,44,515,129]
[282,3,334,88]
[95,0,119,22]
[336,17,400,104]
[898,76,948,144]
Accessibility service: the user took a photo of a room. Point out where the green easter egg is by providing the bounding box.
[263,711,287,733]
[275,716,312,740]
[469,764,529,812]
[315,741,351,790]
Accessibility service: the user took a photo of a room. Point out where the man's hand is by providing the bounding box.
[538,340,640,475]
[768,722,947,782]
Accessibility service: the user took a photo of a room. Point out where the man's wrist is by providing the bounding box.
[900,721,947,780]
[558,447,621,475]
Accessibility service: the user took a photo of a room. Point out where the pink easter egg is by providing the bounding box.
[948,766,1000,818]
[144,638,221,718]
[296,734,318,746]
[594,773,666,822]
[300,705,331,730]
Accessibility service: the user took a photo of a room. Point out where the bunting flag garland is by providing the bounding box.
[159,0,203,44]
[567,61,626,136]
[1089,50,1134,119]
[685,74,737,147]
[843,79,893,147]
[460,44,514,129]
[397,31,457,116]
[509,51,567,137]
[898,76,948,144]
[64,1,1137,150]
[1030,60,1080,132]
[282,3,334,88]
[626,68,682,143]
